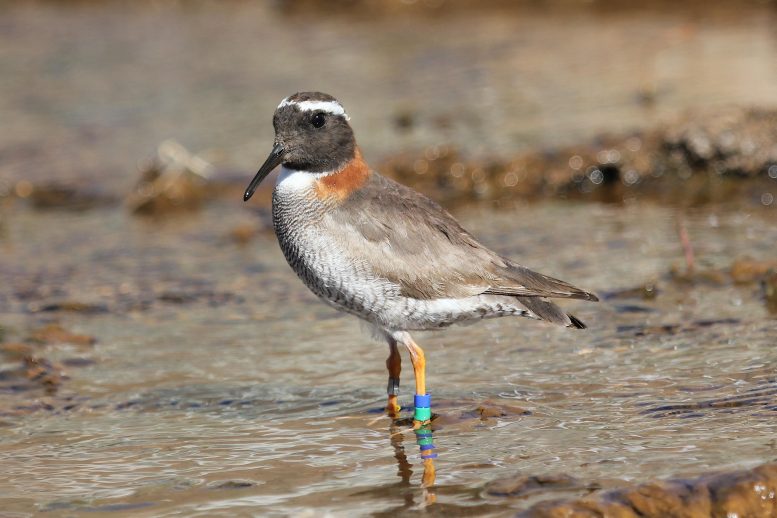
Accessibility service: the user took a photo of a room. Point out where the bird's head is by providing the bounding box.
[244,92,355,201]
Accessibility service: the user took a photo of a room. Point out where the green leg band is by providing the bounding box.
[414,406,432,422]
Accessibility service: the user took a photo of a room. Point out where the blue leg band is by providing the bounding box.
[413,393,431,421]
[414,394,431,408]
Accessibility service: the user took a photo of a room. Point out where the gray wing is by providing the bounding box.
[325,172,598,302]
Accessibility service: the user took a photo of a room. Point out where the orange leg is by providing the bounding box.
[386,340,401,417]
[404,334,426,398]
[398,332,431,427]
[422,458,437,494]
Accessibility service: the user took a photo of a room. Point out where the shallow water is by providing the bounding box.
[1,201,776,515]
[2,1,777,515]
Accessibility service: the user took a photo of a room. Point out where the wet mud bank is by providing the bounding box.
[4,106,776,217]
[514,461,777,517]
[381,106,777,208]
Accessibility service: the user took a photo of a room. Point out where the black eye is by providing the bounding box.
[311,112,326,128]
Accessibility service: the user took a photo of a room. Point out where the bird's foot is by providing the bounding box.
[386,395,401,418]
[386,377,401,418]
[413,418,432,429]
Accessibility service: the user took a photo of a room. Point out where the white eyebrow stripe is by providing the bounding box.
[277,98,350,120]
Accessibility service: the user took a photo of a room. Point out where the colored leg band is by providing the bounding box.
[419,443,435,451]
[387,377,400,396]
[421,453,438,459]
[413,393,431,421]
[414,394,431,408]
[414,406,432,421]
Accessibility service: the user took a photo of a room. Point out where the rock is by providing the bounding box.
[731,258,777,284]
[0,342,34,359]
[763,269,777,315]
[663,107,777,178]
[476,400,531,420]
[27,183,117,211]
[486,474,581,498]
[23,356,64,395]
[518,462,777,517]
[379,107,777,207]
[156,290,243,306]
[126,140,214,216]
[28,324,96,347]
[208,480,256,489]
[669,264,729,285]
[36,301,109,314]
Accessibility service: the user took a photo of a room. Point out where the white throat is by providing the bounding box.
[275,166,335,195]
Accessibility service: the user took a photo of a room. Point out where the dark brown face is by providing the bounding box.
[244,92,355,201]
[273,96,355,173]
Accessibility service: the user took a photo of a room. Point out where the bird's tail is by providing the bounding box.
[515,296,587,329]
[567,314,587,329]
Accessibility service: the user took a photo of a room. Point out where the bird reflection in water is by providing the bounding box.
[388,420,437,507]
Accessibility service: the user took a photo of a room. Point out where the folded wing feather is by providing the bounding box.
[326,172,598,304]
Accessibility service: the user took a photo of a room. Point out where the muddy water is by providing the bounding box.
[2,1,777,516]
[2,201,777,515]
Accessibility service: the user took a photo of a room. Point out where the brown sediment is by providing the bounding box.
[731,258,777,284]
[126,140,212,216]
[23,356,64,395]
[0,328,99,413]
[668,256,777,290]
[228,222,261,245]
[486,473,583,498]
[0,342,34,359]
[35,301,109,314]
[616,318,741,338]
[517,462,777,517]
[10,106,773,214]
[608,251,777,297]
[29,323,96,347]
[475,400,531,420]
[276,0,770,16]
[315,148,371,201]
[0,348,66,399]
[380,107,777,208]
[27,183,117,211]
[764,270,777,315]
[601,283,659,301]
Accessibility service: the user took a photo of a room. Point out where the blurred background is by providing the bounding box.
[2,0,777,195]
[1,1,777,516]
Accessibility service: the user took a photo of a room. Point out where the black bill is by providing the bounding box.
[244,143,285,201]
